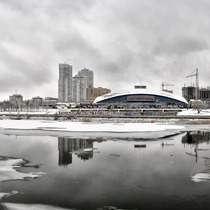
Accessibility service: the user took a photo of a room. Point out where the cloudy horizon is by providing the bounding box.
[1,0,210,101]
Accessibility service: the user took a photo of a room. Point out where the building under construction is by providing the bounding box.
[199,87,210,101]
[182,69,210,102]
[182,85,197,102]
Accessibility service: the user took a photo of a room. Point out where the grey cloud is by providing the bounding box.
[53,30,103,67]
[1,0,210,99]
[0,45,53,88]
[1,0,94,16]
[54,31,92,53]
[153,38,209,56]
[47,0,95,15]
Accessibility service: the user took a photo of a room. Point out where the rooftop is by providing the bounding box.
[94,88,188,104]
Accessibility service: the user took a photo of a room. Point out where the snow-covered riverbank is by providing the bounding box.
[1,108,210,138]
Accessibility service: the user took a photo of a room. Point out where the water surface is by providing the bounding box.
[0,130,210,210]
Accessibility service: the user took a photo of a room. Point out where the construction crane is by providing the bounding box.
[186,68,199,100]
[161,82,174,93]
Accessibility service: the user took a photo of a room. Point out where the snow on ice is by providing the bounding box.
[0,158,44,182]
[0,119,185,133]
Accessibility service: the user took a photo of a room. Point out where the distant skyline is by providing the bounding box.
[1,0,210,100]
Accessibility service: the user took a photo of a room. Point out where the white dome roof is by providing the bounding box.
[94,88,188,104]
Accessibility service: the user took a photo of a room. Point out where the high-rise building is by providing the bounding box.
[73,74,85,103]
[77,68,94,102]
[78,68,94,88]
[58,64,72,102]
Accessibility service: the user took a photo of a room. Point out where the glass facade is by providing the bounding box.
[58,64,72,102]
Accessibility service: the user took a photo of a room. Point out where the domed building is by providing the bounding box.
[94,87,188,108]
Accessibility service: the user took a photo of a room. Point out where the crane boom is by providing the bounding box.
[186,68,199,100]
[161,82,174,90]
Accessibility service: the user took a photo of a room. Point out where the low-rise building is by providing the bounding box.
[32,96,43,107]
[43,97,58,107]
[86,87,111,102]
[9,94,23,105]
[94,87,188,108]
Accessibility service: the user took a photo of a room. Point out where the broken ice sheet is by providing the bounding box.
[2,203,74,210]
[0,157,45,182]
[191,172,210,182]
[0,191,18,200]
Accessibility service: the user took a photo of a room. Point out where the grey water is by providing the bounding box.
[0,131,210,210]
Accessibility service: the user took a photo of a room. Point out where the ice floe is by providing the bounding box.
[0,157,45,182]
[0,119,185,133]
[2,203,73,210]
[0,157,53,210]
[0,191,18,200]
[191,172,210,182]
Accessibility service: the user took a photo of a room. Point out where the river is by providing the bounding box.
[0,129,210,210]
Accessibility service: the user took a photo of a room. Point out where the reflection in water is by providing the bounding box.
[182,131,210,145]
[58,138,73,166]
[182,131,210,182]
[1,132,210,209]
[58,138,102,166]
[182,131,210,161]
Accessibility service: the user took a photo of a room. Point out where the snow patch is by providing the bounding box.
[178,109,210,116]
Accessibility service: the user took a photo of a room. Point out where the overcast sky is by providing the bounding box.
[1,0,210,100]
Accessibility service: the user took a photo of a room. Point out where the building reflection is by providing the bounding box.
[58,138,102,166]
[182,130,210,164]
[182,131,210,182]
[182,131,210,145]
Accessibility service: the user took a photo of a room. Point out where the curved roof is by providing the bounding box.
[94,88,188,104]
